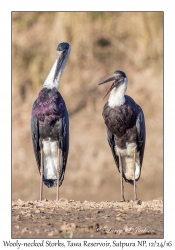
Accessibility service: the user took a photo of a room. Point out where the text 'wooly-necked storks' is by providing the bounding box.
[98,70,146,201]
[31,42,71,201]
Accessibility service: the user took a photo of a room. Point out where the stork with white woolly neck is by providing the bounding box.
[31,42,70,201]
[98,70,146,201]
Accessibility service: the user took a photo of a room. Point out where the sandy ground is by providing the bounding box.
[12,199,163,239]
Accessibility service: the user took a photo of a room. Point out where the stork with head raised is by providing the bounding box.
[98,70,146,201]
[31,42,71,201]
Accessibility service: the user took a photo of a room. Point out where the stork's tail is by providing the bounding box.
[121,156,141,185]
[41,141,65,188]
[43,177,63,188]
[43,178,56,188]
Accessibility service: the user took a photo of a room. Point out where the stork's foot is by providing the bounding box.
[56,189,59,201]
[56,178,60,201]
[39,176,43,201]
[56,149,60,202]
[134,192,138,201]
[40,149,44,202]
[56,185,59,202]
[39,190,43,201]
[136,199,142,205]
[120,197,126,202]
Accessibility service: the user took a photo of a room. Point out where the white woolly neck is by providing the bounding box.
[43,46,71,89]
[108,77,128,108]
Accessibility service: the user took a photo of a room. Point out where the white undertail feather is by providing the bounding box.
[115,142,140,181]
[43,46,71,89]
[42,141,59,180]
[108,77,128,108]
[122,157,140,181]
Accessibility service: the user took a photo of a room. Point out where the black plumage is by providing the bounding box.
[103,95,145,184]
[31,88,69,188]
[99,70,146,201]
[31,42,70,201]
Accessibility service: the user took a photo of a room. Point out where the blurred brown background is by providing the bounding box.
[12,12,163,202]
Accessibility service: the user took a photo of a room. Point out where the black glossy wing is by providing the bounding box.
[31,101,41,173]
[136,105,146,168]
[106,127,120,172]
[59,106,69,186]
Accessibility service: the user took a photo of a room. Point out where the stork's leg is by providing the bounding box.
[133,148,138,200]
[118,152,125,202]
[40,149,44,201]
[56,148,60,201]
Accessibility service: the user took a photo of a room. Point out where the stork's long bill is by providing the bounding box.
[98,70,127,101]
[98,76,119,100]
[43,42,71,89]
[98,69,146,201]
[31,42,71,201]
[53,51,67,82]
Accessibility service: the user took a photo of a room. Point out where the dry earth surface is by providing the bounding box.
[12,199,163,239]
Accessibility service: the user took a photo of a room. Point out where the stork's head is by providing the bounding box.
[98,70,128,100]
[43,42,71,89]
[53,42,71,83]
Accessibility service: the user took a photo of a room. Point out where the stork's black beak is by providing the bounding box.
[98,76,119,100]
[53,50,68,82]
[98,76,116,85]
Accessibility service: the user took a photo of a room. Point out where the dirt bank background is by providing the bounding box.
[12,12,163,202]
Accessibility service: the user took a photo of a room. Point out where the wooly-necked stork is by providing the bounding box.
[31,42,71,201]
[98,70,146,201]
